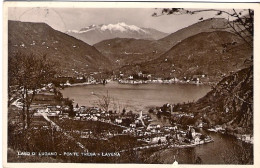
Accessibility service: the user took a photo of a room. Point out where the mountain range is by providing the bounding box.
[94,18,235,69]
[120,31,252,82]
[8,18,252,83]
[66,22,168,45]
[93,18,251,82]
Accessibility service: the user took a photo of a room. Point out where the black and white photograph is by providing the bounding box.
[3,2,259,166]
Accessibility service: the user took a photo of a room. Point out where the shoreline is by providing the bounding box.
[118,79,216,86]
[69,82,103,87]
[207,129,254,144]
[119,138,214,153]
[63,80,215,88]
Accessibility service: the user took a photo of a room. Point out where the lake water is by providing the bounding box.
[61,82,253,164]
[61,82,211,112]
[61,82,211,125]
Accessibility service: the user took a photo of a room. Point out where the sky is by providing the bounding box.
[8,7,235,33]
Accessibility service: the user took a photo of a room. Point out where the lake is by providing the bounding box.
[61,82,211,125]
[61,82,211,112]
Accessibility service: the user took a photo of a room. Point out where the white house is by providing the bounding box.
[130,123,136,128]
[115,118,122,124]
[37,108,49,113]
[144,132,152,136]
[150,136,167,144]
[147,124,156,130]
[193,135,201,144]
[91,116,98,121]
[147,124,160,130]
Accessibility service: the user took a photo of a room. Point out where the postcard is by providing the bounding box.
[2,1,260,168]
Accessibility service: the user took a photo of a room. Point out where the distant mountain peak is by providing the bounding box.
[100,22,147,33]
[67,22,148,34]
[79,24,97,32]
[66,22,168,45]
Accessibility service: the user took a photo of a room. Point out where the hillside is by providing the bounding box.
[94,38,169,67]
[120,31,252,82]
[200,66,253,133]
[159,18,230,47]
[94,18,232,69]
[8,20,111,77]
[66,22,168,45]
[179,66,253,134]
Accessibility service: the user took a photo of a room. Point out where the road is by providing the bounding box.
[39,112,88,151]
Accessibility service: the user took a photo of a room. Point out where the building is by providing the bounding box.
[80,129,93,138]
[193,135,201,144]
[130,123,136,128]
[115,118,123,124]
[150,136,167,144]
[147,124,160,130]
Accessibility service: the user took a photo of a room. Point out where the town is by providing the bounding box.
[60,70,211,86]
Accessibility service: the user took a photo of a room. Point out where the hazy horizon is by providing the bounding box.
[8,7,234,34]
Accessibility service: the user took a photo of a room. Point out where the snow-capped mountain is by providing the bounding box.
[66,22,168,45]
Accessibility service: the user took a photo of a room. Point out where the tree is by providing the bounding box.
[122,108,126,115]
[92,90,112,112]
[152,8,253,48]
[8,52,56,129]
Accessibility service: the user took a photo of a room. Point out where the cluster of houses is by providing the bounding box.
[207,125,226,133]
[60,76,101,87]
[54,105,211,146]
[124,123,211,145]
[117,71,207,85]
[35,105,68,117]
[55,71,209,86]
[238,134,254,144]
[72,106,152,127]
[207,125,253,144]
